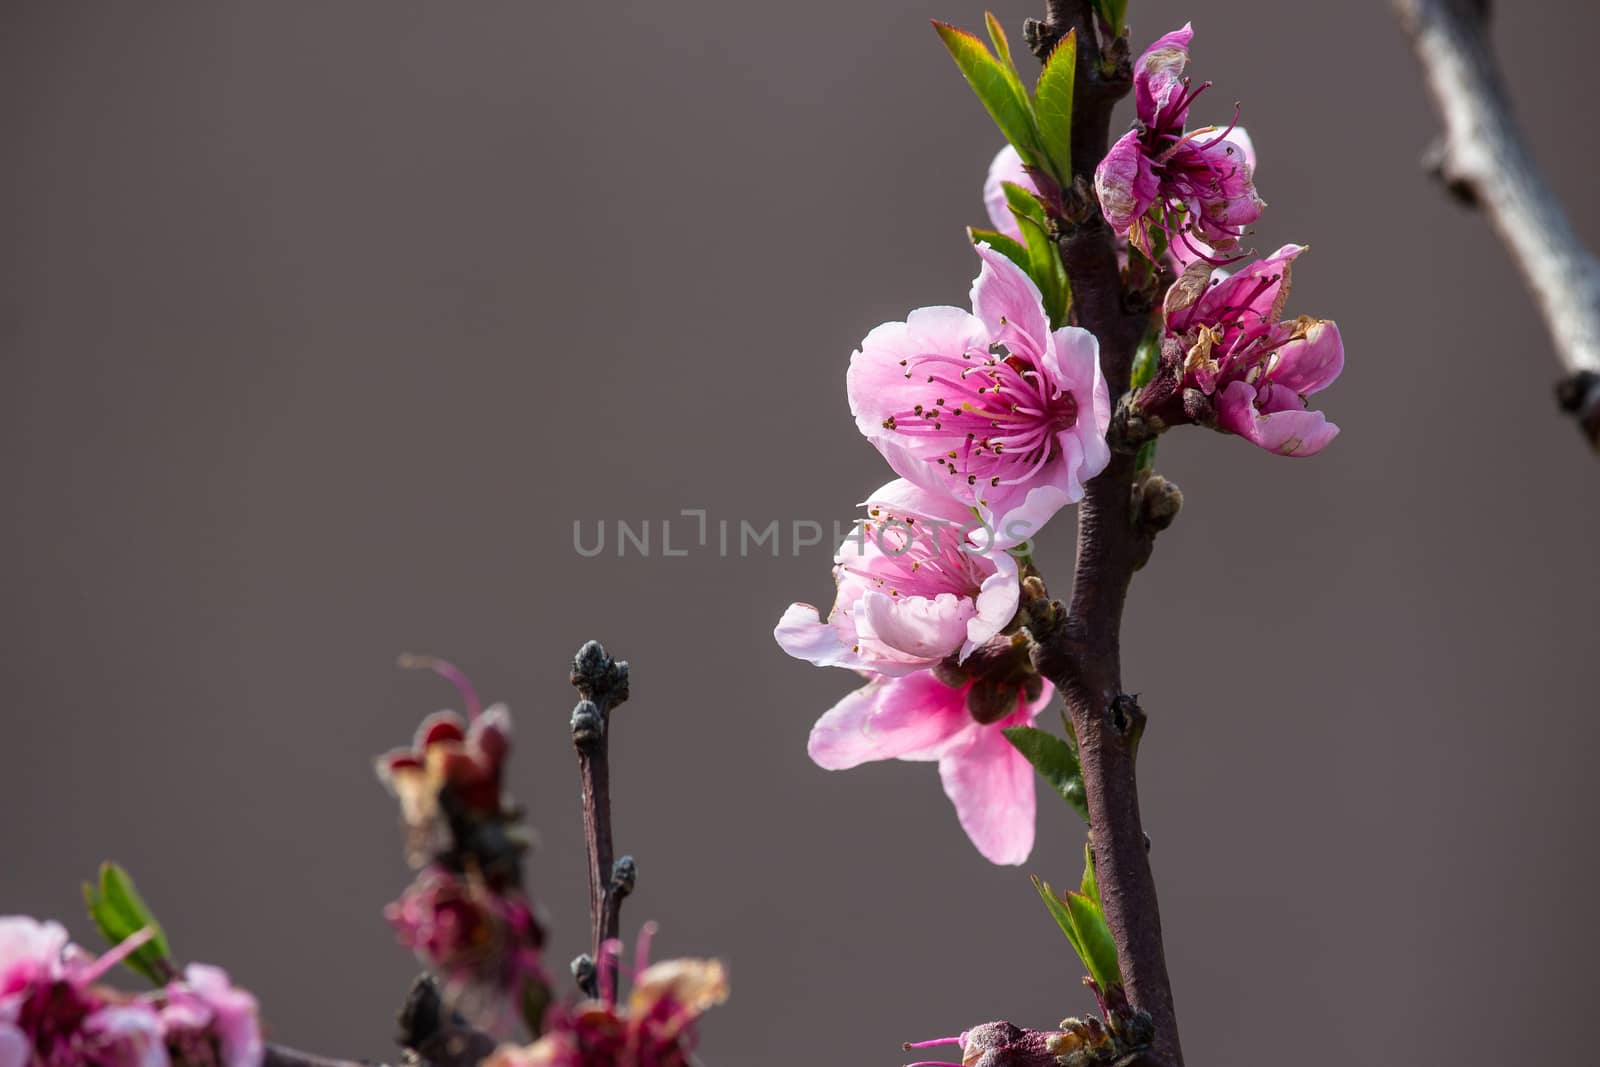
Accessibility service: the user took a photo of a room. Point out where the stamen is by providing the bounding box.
[397,654,483,722]
[80,926,157,984]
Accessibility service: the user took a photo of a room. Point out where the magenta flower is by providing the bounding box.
[1094,24,1262,261]
[1157,244,1343,456]
[155,967,262,1067]
[774,479,1020,676]
[807,668,1051,866]
[847,245,1110,547]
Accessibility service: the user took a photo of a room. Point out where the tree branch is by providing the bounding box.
[1394,0,1600,449]
[569,640,632,973]
[1027,4,1183,1067]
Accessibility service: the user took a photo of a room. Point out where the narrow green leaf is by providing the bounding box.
[1094,0,1130,37]
[1014,212,1070,329]
[1135,439,1159,472]
[968,227,1031,274]
[1130,326,1161,391]
[983,10,1031,110]
[1032,876,1088,962]
[1000,181,1046,225]
[1064,889,1122,992]
[1003,724,1089,824]
[83,862,174,985]
[1033,29,1076,182]
[932,22,1039,164]
[1080,842,1099,902]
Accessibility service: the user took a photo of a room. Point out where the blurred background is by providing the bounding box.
[4,2,1598,1064]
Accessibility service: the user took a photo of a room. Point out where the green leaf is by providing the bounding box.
[1033,876,1088,962]
[1014,212,1070,329]
[932,21,1039,164]
[1033,29,1076,182]
[984,11,1027,97]
[968,227,1031,274]
[1130,326,1161,391]
[1003,724,1089,824]
[83,862,174,985]
[1034,873,1123,993]
[1093,0,1130,36]
[1064,889,1122,992]
[1001,181,1046,226]
[1135,439,1158,472]
[1072,844,1122,992]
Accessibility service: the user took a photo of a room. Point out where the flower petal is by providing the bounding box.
[983,145,1032,241]
[1215,380,1339,457]
[970,243,1050,357]
[856,591,974,664]
[774,602,859,669]
[1269,320,1343,396]
[807,673,970,770]
[936,686,1051,865]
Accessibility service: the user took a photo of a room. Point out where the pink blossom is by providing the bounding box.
[1093,24,1262,261]
[847,245,1110,547]
[981,145,1034,242]
[774,479,1020,676]
[807,667,1052,865]
[1158,245,1343,456]
[0,920,169,1067]
[156,967,261,1067]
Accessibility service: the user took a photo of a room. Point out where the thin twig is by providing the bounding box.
[1026,4,1183,1067]
[569,640,632,969]
[1395,0,1600,448]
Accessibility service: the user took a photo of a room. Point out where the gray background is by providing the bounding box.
[3,2,1596,1065]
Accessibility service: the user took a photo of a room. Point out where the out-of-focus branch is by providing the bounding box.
[1395,0,1600,449]
[569,640,633,978]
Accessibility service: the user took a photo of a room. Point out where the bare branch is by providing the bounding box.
[569,640,632,972]
[1395,0,1600,448]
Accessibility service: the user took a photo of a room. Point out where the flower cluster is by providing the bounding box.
[1136,246,1343,455]
[0,919,261,1067]
[375,659,546,1032]
[778,240,1109,865]
[1094,24,1262,263]
[485,929,727,1067]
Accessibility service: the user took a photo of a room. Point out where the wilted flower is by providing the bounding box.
[1145,245,1343,456]
[775,479,1020,676]
[376,657,514,869]
[847,244,1110,547]
[904,1019,1105,1067]
[386,868,545,1033]
[484,927,726,1067]
[1094,24,1262,262]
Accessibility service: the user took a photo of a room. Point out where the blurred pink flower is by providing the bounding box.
[386,868,545,1033]
[847,244,1110,547]
[982,145,1034,242]
[156,966,261,1067]
[483,927,726,1067]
